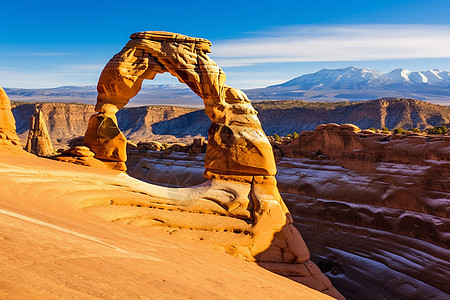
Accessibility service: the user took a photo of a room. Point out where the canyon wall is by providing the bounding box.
[275,127,449,299]
[11,102,201,146]
[11,98,450,148]
[254,98,450,135]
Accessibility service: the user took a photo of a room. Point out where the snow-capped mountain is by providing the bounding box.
[273,67,450,89]
[274,67,383,89]
[382,68,450,85]
[244,67,450,105]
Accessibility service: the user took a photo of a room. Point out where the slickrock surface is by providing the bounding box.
[0,87,21,147]
[25,108,54,156]
[0,150,333,300]
[128,126,450,300]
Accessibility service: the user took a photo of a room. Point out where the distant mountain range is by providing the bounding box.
[245,67,450,105]
[5,67,450,105]
[272,67,450,88]
[5,84,203,107]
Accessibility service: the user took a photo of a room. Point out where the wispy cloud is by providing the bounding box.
[211,25,450,67]
[29,52,75,56]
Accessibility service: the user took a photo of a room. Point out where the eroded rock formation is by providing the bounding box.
[25,108,54,156]
[274,125,450,299]
[81,31,343,299]
[277,123,449,164]
[0,87,21,147]
[85,31,276,176]
[128,125,450,299]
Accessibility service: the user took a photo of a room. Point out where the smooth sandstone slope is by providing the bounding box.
[0,149,333,300]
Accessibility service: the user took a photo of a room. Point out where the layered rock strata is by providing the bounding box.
[80,31,343,299]
[276,123,449,164]
[25,108,54,156]
[10,99,450,147]
[0,87,21,147]
[274,125,450,299]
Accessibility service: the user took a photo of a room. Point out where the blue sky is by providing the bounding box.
[1,0,450,88]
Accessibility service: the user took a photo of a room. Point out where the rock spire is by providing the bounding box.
[25,108,54,156]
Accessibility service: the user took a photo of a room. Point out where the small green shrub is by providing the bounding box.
[286,134,293,138]
[273,134,281,142]
[369,127,376,132]
[293,132,299,139]
[382,126,389,132]
[393,127,406,134]
[412,128,421,133]
[427,125,448,135]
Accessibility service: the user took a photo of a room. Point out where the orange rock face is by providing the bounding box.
[81,31,344,299]
[0,87,21,147]
[84,113,127,162]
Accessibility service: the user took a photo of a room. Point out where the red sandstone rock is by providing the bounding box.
[0,87,20,147]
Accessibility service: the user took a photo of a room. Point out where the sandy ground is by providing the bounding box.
[0,148,332,299]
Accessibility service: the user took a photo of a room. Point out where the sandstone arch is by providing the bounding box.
[83,31,344,299]
[85,31,275,177]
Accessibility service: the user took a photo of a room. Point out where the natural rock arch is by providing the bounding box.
[83,31,344,299]
[85,31,275,177]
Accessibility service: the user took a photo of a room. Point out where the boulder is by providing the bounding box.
[315,124,326,131]
[324,123,340,130]
[167,142,189,152]
[339,123,361,132]
[137,141,164,151]
[360,129,376,134]
[300,130,314,136]
[189,137,206,155]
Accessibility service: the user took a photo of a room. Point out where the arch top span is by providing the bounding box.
[89,31,276,176]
